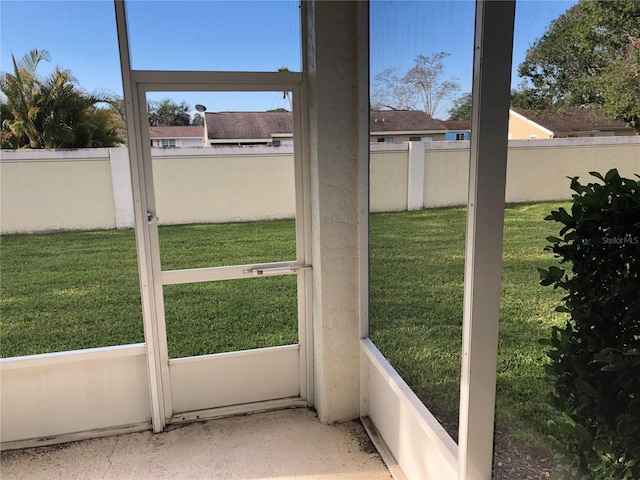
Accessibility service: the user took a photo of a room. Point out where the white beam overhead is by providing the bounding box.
[132,70,303,92]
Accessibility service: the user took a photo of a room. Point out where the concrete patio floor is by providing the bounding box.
[0,408,392,480]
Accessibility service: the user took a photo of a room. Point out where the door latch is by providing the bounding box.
[243,264,312,276]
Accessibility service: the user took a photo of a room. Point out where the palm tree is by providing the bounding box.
[0,49,124,148]
[1,49,51,148]
[1,99,21,149]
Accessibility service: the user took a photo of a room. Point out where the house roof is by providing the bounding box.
[205,112,293,140]
[370,110,445,133]
[202,110,455,141]
[149,126,204,139]
[440,120,471,131]
[512,107,631,135]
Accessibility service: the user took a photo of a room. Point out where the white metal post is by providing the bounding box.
[292,81,314,406]
[458,1,516,479]
[114,0,167,433]
[358,0,370,342]
[357,0,371,417]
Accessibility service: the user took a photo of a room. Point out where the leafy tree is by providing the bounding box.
[0,49,124,148]
[147,99,191,126]
[191,112,204,126]
[447,92,472,120]
[372,52,460,117]
[105,96,127,144]
[510,86,552,112]
[518,0,640,130]
[600,36,640,130]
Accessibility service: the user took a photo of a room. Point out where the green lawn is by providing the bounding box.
[0,219,298,358]
[369,202,568,450]
[0,228,145,356]
[0,202,568,453]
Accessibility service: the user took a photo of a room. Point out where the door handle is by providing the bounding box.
[243,264,312,276]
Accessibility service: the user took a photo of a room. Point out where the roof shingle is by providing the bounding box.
[370,110,445,132]
[149,126,204,139]
[203,110,453,141]
[512,107,631,134]
[205,112,293,140]
[440,119,471,131]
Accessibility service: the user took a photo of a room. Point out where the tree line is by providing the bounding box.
[3,1,638,149]
[1,49,205,149]
[379,0,640,132]
[514,0,639,130]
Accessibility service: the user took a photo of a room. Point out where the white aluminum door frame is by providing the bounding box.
[115,1,311,433]
[115,0,165,432]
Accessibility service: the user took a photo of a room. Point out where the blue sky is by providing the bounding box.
[1,0,576,118]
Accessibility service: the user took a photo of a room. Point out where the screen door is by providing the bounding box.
[128,76,311,426]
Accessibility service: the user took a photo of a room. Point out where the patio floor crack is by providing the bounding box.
[102,438,118,480]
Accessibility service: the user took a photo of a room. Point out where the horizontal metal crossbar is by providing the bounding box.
[161,261,311,285]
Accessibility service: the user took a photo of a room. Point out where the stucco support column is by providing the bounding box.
[304,0,363,423]
[407,141,425,211]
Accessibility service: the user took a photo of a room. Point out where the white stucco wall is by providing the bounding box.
[0,149,116,233]
[423,142,471,208]
[0,147,295,234]
[423,137,639,208]
[505,138,640,203]
[1,137,637,234]
[370,146,408,212]
[180,138,205,148]
[151,147,295,225]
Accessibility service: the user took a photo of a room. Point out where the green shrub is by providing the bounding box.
[539,169,640,479]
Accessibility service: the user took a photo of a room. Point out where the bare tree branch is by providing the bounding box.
[371,52,460,117]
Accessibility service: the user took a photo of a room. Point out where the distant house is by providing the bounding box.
[441,120,471,141]
[508,108,636,139]
[370,110,447,142]
[149,126,206,148]
[204,111,293,147]
[202,110,464,146]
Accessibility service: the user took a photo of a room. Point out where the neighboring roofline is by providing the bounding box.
[554,130,597,136]
[149,136,204,140]
[208,131,448,142]
[209,138,272,144]
[271,133,294,138]
[370,130,447,135]
[509,109,554,137]
[596,126,635,132]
